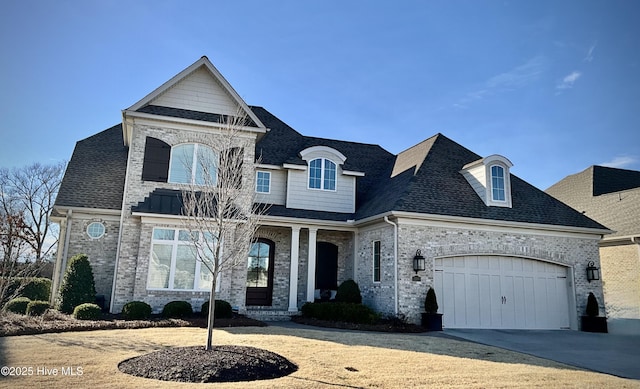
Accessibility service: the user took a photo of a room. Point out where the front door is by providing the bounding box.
[316,242,338,291]
[246,239,275,306]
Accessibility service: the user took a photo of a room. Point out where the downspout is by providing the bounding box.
[384,216,399,315]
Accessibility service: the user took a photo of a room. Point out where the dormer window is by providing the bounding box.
[490,165,506,202]
[169,143,217,185]
[460,154,513,208]
[308,158,336,191]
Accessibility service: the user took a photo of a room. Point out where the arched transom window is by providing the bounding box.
[169,144,217,185]
[490,165,506,202]
[309,158,336,191]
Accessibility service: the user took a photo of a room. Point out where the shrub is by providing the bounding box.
[121,301,152,320]
[200,300,233,319]
[57,254,96,314]
[161,301,193,318]
[6,277,52,301]
[26,300,50,316]
[586,292,599,317]
[335,280,362,304]
[3,297,31,314]
[301,302,378,324]
[424,287,438,314]
[72,303,102,320]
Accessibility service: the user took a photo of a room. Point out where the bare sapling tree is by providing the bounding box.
[0,162,64,304]
[180,109,268,350]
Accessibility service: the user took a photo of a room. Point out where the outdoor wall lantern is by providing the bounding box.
[413,250,426,274]
[586,261,600,282]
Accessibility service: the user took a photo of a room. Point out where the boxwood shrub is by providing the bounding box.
[200,300,233,319]
[3,297,31,314]
[161,300,193,318]
[26,300,50,316]
[73,303,102,320]
[335,280,362,304]
[121,301,152,320]
[301,302,378,324]
[6,277,52,301]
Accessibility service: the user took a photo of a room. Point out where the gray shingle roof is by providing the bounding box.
[547,166,640,237]
[54,124,128,210]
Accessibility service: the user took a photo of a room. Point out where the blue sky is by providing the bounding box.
[1,0,638,190]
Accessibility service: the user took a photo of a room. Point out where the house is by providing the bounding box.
[51,56,610,329]
[547,166,640,334]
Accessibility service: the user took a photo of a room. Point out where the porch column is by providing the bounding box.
[288,226,301,312]
[306,228,318,302]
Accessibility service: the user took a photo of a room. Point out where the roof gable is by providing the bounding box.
[125,56,265,130]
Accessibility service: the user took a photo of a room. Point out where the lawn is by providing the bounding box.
[1,324,638,388]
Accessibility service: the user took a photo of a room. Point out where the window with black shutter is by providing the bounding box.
[142,137,171,182]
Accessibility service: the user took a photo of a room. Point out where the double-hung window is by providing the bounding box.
[490,165,506,202]
[169,144,218,185]
[308,158,336,190]
[256,171,270,193]
[147,228,218,291]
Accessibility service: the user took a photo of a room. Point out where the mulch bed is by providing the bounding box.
[118,345,297,383]
[292,316,428,333]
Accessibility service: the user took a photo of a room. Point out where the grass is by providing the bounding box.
[1,324,639,388]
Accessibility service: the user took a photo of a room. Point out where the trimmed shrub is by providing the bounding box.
[121,301,152,320]
[424,287,438,314]
[72,303,102,320]
[26,300,50,316]
[200,300,233,319]
[57,254,96,314]
[161,301,193,318]
[6,277,52,301]
[335,280,362,304]
[586,292,599,317]
[3,297,31,314]
[301,302,378,324]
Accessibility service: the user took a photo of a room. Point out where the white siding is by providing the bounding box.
[152,67,238,115]
[286,167,355,213]
[461,164,486,203]
[255,170,286,205]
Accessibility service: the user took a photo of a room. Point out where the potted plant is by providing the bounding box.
[580,292,608,333]
[421,287,443,331]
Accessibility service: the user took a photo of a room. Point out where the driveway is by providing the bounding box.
[443,329,640,380]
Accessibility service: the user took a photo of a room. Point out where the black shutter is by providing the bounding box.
[142,137,170,182]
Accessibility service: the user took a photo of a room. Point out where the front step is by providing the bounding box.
[244,309,299,321]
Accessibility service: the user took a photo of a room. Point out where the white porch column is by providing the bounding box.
[288,226,301,312]
[306,228,318,302]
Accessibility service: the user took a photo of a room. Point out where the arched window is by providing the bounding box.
[169,144,217,185]
[308,158,336,190]
[490,165,506,201]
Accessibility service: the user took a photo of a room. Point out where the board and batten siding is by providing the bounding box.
[255,169,286,205]
[153,67,238,116]
[286,168,355,213]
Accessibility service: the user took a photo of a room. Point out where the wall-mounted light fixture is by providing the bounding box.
[586,261,600,282]
[413,250,426,274]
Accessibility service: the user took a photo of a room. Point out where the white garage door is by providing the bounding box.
[434,256,570,329]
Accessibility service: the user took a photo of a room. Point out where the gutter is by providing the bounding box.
[384,216,399,315]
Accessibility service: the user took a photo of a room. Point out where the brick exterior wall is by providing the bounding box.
[601,243,640,319]
[354,220,604,327]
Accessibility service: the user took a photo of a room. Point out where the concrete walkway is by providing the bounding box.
[443,329,640,380]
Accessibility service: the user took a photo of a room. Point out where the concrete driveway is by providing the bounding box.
[444,329,640,380]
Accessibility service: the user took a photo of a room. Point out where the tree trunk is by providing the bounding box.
[206,280,217,351]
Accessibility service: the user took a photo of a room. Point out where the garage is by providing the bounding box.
[434,255,571,329]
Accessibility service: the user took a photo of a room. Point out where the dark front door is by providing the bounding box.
[316,242,338,290]
[246,239,275,306]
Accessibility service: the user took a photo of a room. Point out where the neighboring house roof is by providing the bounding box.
[547,166,640,238]
[54,124,128,211]
[54,105,605,231]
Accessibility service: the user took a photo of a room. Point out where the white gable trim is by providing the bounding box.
[124,56,265,129]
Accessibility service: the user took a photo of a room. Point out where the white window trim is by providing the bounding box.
[489,164,506,202]
[372,240,381,283]
[168,143,218,185]
[255,171,271,194]
[486,162,512,208]
[147,227,221,292]
[307,158,337,192]
[86,222,105,239]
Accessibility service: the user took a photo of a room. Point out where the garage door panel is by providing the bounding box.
[435,255,571,330]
